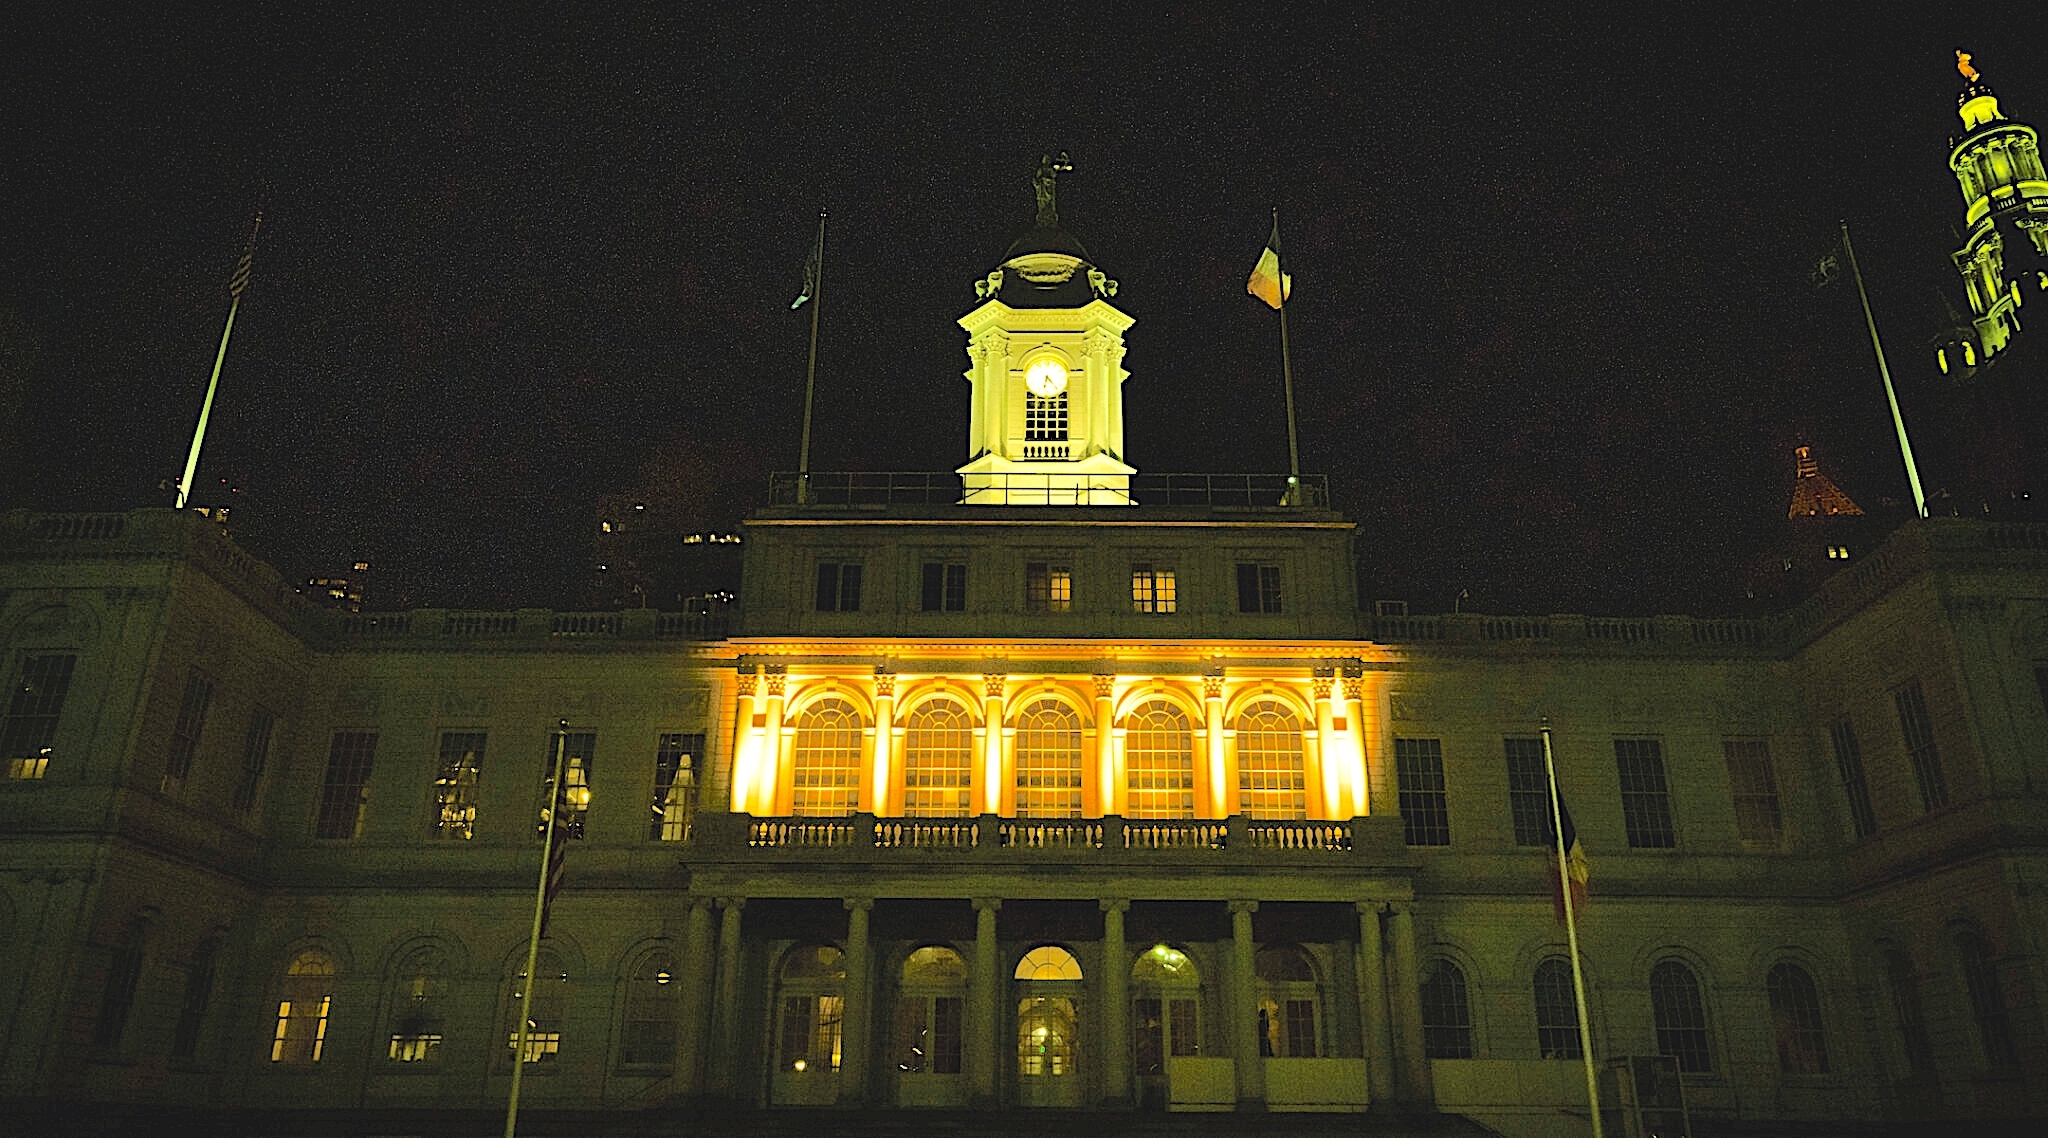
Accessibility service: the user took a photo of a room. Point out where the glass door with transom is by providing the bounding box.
[1013,945,1085,1108]
[892,946,968,1107]
[1132,944,1201,1110]
[772,945,844,1105]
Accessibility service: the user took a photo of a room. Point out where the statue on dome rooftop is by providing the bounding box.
[1033,151,1073,229]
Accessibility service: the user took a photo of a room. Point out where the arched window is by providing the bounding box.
[792,698,864,816]
[92,920,147,1050]
[387,947,447,1062]
[1956,932,2017,1067]
[1124,701,1194,819]
[507,949,569,1065]
[893,945,966,1075]
[1014,945,1084,981]
[1533,958,1581,1059]
[1133,944,1201,1075]
[271,950,335,1064]
[1255,946,1319,1058]
[1419,958,1473,1059]
[1883,950,1933,1073]
[1014,700,1083,818]
[778,946,845,1074]
[620,950,678,1067]
[903,699,973,817]
[1648,960,1711,1072]
[1016,945,1082,1084]
[1236,701,1306,819]
[1765,962,1829,1074]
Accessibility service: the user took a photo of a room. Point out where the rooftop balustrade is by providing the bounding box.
[705,812,1395,864]
[766,471,1331,509]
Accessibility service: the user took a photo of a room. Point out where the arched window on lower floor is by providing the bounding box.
[778,945,845,1073]
[792,699,864,817]
[507,949,569,1065]
[1956,931,2017,1068]
[1765,962,1829,1074]
[1883,950,1934,1074]
[903,700,973,817]
[1533,957,1581,1060]
[893,945,966,1074]
[271,950,336,1064]
[1419,957,1473,1059]
[1237,701,1306,819]
[1133,944,1201,1074]
[1015,700,1083,818]
[620,950,678,1067]
[387,947,447,1062]
[1255,946,1318,1057]
[1016,944,1083,1079]
[1649,960,1711,1073]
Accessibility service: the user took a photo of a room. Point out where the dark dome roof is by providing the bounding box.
[1004,226,1093,262]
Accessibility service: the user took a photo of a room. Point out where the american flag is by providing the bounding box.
[229,211,263,300]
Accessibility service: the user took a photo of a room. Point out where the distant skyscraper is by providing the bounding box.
[303,560,371,613]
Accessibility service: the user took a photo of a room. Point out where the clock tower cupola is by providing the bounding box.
[957,153,1137,505]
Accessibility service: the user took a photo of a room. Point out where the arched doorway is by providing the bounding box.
[772,945,844,1105]
[893,945,967,1106]
[1132,943,1201,1109]
[1014,945,1084,1107]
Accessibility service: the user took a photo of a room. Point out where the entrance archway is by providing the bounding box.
[1014,945,1084,1107]
[771,945,843,1105]
[893,945,967,1106]
[1132,943,1201,1109]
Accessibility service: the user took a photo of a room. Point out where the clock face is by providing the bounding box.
[1024,358,1069,397]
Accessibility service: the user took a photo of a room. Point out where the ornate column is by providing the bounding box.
[841,898,874,1102]
[674,899,717,1095]
[1309,667,1336,819]
[711,897,746,1094]
[1228,900,1265,1108]
[730,667,760,812]
[1387,902,1432,1106]
[970,898,1002,1106]
[1100,898,1132,1107]
[1203,672,1229,818]
[1093,673,1118,816]
[1341,664,1370,817]
[1355,902,1394,1106]
[981,673,1006,815]
[764,667,789,815]
[870,670,896,816]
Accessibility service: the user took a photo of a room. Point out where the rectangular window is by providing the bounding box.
[1236,563,1284,614]
[433,731,486,839]
[1504,737,1552,846]
[3,653,76,780]
[92,935,144,1048]
[1723,739,1783,847]
[650,732,703,841]
[1893,680,1949,811]
[1395,737,1451,846]
[231,708,276,812]
[315,731,378,839]
[1829,717,1878,839]
[1615,738,1677,848]
[814,562,863,612]
[921,561,966,612]
[170,943,219,1060]
[1130,563,1177,614]
[1025,392,1068,441]
[161,668,214,794]
[1024,562,1071,612]
[541,732,596,836]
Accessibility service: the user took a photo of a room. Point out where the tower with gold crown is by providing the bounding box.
[1941,50,2048,370]
[956,153,1138,505]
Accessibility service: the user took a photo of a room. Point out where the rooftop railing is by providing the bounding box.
[767,471,1330,509]
[714,812,1382,859]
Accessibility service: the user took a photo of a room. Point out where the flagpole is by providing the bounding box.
[1541,720,1603,1138]
[1273,207,1302,503]
[1839,221,1927,519]
[796,210,826,505]
[176,212,262,510]
[504,721,569,1138]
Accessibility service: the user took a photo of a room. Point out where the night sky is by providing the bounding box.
[3,8,2041,615]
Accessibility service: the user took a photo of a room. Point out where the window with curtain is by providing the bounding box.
[271,950,336,1064]
[506,949,569,1065]
[1765,962,1829,1074]
[1255,946,1319,1058]
[387,947,447,1062]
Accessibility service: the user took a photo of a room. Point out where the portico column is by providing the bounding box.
[841,898,874,1102]
[1203,673,1229,817]
[1387,902,1433,1106]
[1341,666,1370,817]
[674,899,716,1095]
[870,671,896,815]
[1355,901,1394,1106]
[711,897,746,1094]
[1101,899,1132,1107]
[730,667,760,812]
[1093,673,1118,816]
[970,897,1002,1106]
[981,674,1006,815]
[1310,666,1337,819]
[764,668,789,814]
[1228,900,1265,1108]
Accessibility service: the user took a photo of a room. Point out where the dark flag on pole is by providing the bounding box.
[1246,217,1293,309]
[536,738,585,939]
[1550,792,1590,923]
[1811,241,1843,291]
[792,241,821,309]
[229,212,262,300]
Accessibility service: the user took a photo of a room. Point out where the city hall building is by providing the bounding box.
[5,110,2048,1133]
